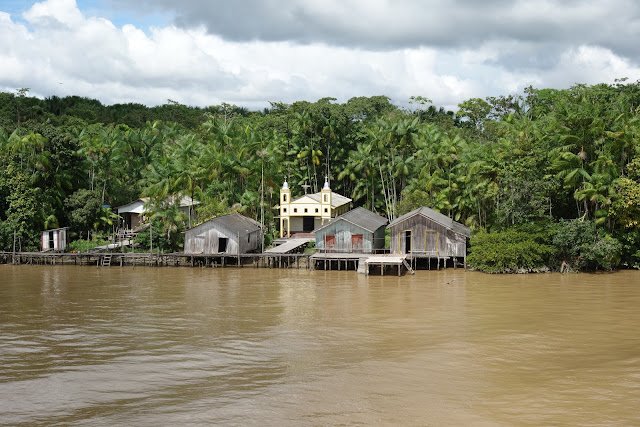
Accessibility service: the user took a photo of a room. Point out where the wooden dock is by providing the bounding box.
[363,255,414,276]
[0,251,455,276]
[0,251,312,269]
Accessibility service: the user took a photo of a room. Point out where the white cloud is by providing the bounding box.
[0,0,638,110]
[23,0,82,27]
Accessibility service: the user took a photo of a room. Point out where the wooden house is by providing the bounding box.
[277,179,351,238]
[314,207,388,253]
[388,207,470,263]
[184,213,262,255]
[116,196,198,230]
[41,227,68,251]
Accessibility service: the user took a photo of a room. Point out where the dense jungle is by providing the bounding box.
[1,80,639,272]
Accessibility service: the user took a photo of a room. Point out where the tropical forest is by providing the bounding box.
[1,80,640,272]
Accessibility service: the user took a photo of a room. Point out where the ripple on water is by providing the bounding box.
[1,266,640,425]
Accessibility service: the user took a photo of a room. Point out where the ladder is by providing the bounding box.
[402,258,415,275]
[101,254,112,267]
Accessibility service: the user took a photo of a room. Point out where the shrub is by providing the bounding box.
[468,228,556,273]
[67,238,108,253]
[553,219,622,271]
[134,221,180,252]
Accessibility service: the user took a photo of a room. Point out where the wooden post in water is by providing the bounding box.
[12,231,16,265]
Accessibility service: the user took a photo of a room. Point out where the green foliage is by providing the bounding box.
[581,235,622,271]
[467,226,556,273]
[67,238,109,253]
[457,97,491,129]
[0,82,639,268]
[614,229,640,268]
[133,221,179,252]
[65,189,103,234]
[552,219,622,271]
[610,157,640,229]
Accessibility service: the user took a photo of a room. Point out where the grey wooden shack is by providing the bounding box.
[314,207,388,253]
[41,227,69,251]
[184,213,262,255]
[388,207,470,259]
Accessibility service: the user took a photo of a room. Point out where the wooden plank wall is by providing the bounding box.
[315,221,377,253]
[389,216,466,257]
[184,222,261,255]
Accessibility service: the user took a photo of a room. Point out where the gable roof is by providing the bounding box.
[388,206,471,237]
[42,227,69,232]
[116,195,199,213]
[187,213,262,235]
[292,191,351,208]
[315,207,388,233]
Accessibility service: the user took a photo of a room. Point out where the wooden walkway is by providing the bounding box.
[265,237,314,254]
[0,251,312,269]
[0,251,454,276]
[363,255,414,276]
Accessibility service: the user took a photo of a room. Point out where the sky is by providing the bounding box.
[0,0,639,110]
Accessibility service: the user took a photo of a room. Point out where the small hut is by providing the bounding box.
[388,207,470,265]
[41,227,68,251]
[116,196,198,230]
[184,213,262,255]
[314,207,388,253]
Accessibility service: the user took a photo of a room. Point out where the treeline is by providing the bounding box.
[1,81,639,271]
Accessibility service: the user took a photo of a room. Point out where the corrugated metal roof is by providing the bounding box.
[116,195,199,212]
[315,207,388,233]
[296,191,352,208]
[388,207,471,237]
[187,213,262,235]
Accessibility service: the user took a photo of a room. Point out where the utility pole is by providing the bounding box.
[260,152,265,253]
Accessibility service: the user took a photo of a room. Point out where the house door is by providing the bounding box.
[303,216,315,232]
[218,237,228,253]
[49,231,55,250]
[351,234,363,252]
[404,230,412,254]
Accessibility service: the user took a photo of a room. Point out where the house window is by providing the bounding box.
[283,208,287,213]
[248,234,250,243]
[323,194,328,202]
[324,208,328,213]
[283,194,287,202]
[304,208,308,213]
[294,208,298,213]
[315,208,319,213]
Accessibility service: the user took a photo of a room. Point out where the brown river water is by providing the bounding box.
[1,266,639,426]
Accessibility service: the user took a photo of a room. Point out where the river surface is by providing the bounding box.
[1,266,639,426]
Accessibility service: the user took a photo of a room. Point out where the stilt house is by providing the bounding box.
[41,227,68,251]
[184,213,262,255]
[314,207,388,253]
[116,196,198,230]
[388,207,470,260]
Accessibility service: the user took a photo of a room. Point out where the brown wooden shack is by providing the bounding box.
[184,213,262,255]
[388,207,470,265]
[314,207,388,253]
